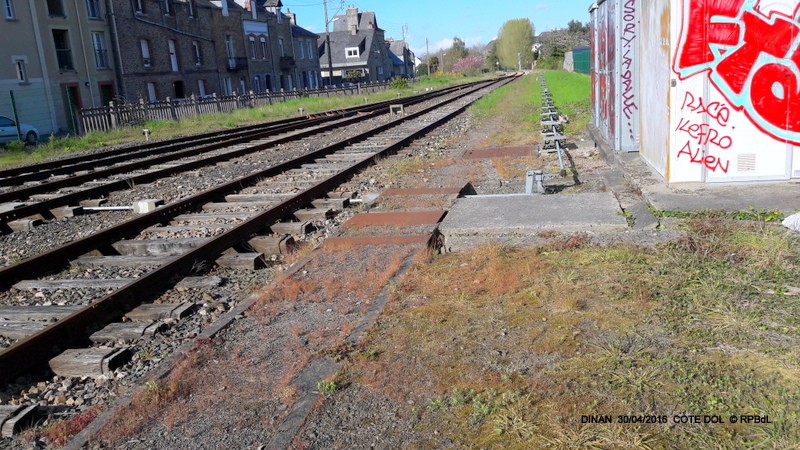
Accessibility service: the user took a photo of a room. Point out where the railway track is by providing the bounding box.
[0,74,517,400]
[0,80,492,231]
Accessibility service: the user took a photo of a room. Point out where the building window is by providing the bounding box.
[162,0,173,16]
[140,39,151,67]
[192,40,202,66]
[134,0,144,14]
[197,79,207,96]
[298,40,304,59]
[47,0,65,16]
[225,35,236,68]
[259,36,267,60]
[14,58,27,82]
[85,0,99,19]
[345,47,358,58]
[254,75,261,93]
[3,0,15,19]
[278,38,284,57]
[307,41,313,59]
[187,0,195,17]
[249,35,257,59]
[378,66,383,75]
[146,82,157,102]
[168,39,178,72]
[52,29,73,71]
[276,10,282,24]
[91,32,108,68]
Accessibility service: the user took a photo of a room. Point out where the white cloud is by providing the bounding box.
[535,3,548,10]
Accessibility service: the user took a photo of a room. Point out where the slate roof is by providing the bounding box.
[388,40,409,62]
[318,29,378,67]
[331,10,381,32]
[292,25,318,39]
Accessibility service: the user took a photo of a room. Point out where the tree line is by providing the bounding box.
[417,18,589,76]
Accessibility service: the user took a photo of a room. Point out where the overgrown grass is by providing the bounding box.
[543,70,591,136]
[0,76,490,169]
[345,221,800,448]
[654,207,786,223]
[470,74,542,146]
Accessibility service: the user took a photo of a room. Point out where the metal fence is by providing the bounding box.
[80,81,393,134]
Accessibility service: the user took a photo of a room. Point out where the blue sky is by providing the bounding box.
[283,0,593,56]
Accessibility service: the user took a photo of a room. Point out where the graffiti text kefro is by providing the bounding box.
[674,0,800,145]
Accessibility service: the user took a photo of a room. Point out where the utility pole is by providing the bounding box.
[323,0,333,86]
[426,38,431,77]
[518,51,522,71]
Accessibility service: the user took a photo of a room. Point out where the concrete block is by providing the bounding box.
[132,199,164,214]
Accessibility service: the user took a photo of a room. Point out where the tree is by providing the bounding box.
[451,37,469,60]
[452,55,484,76]
[496,19,535,70]
[429,56,440,73]
[485,40,500,70]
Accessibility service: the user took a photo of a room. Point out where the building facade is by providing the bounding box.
[318,7,392,84]
[590,0,800,183]
[1,0,118,136]
[111,0,222,101]
[1,0,322,140]
[387,39,415,79]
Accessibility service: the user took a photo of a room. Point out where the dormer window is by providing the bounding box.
[345,47,359,58]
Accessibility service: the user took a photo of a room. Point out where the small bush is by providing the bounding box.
[391,77,409,89]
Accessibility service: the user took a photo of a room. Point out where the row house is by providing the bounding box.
[0,0,320,137]
[1,0,117,136]
[112,0,221,102]
[318,7,393,84]
[387,39,415,79]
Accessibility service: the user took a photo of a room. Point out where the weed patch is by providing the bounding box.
[342,222,800,447]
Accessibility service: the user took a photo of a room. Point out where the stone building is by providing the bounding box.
[110,0,224,101]
[1,0,118,135]
[318,7,392,84]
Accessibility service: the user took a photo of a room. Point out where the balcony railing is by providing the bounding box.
[56,49,74,71]
[279,56,295,71]
[227,57,247,71]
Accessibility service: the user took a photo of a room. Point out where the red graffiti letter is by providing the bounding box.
[750,63,800,133]
[715,11,798,94]
[676,0,743,71]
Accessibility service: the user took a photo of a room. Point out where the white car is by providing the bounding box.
[0,115,39,145]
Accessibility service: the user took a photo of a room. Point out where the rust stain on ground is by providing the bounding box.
[343,210,447,227]
[381,187,464,196]
[462,146,534,159]
[323,234,433,250]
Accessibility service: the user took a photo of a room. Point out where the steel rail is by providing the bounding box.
[0,75,517,385]
[0,77,507,288]
[0,82,482,226]
[0,80,483,181]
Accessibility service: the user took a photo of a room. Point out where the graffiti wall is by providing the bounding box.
[637,0,671,176]
[670,0,798,182]
[591,0,640,152]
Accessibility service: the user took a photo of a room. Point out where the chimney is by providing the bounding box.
[286,8,296,25]
[346,7,358,34]
[222,0,229,17]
